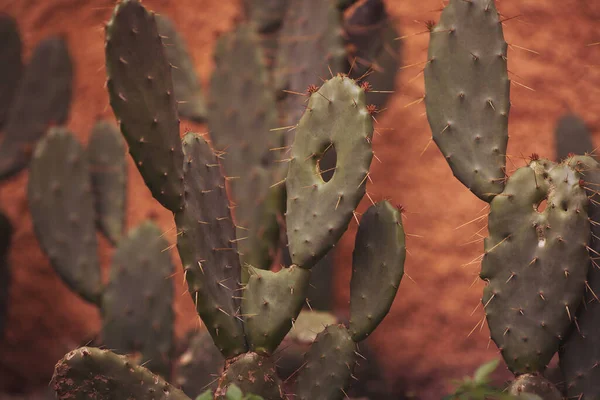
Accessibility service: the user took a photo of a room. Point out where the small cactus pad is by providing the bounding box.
[51,347,190,400]
[87,120,127,244]
[424,0,509,202]
[244,0,289,33]
[275,0,346,134]
[0,36,72,180]
[175,329,225,397]
[101,221,174,378]
[285,75,373,268]
[481,160,590,374]
[349,201,406,342]
[0,210,12,339]
[0,14,22,127]
[216,352,283,400]
[559,155,600,399]
[105,0,184,212]
[155,15,206,123]
[175,133,246,358]
[555,114,594,161]
[242,265,311,354]
[208,24,283,272]
[295,324,357,400]
[343,0,400,110]
[28,128,101,304]
[507,373,562,399]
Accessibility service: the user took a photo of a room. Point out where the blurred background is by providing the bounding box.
[0,0,597,399]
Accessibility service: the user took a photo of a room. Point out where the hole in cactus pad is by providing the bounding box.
[317,142,337,183]
[536,199,547,213]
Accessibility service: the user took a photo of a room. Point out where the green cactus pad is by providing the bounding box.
[155,14,206,123]
[0,14,22,128]
[28,128,101,304]
[0,36,72,180]
[285,75,373,268]
[295,324,357,400]
[349,201,405,342]
[244,0,288,33]
[101,221,174,378]
[424,0,509,202]
[216,352,283,400]
[175,329,225,397]
[559,155,600,399]
[275,0,347,133]
[555,114,594,161]
[481,159,590,374]
[507,373,562,399]
[51,347,190,400]
[208,24,283,273]
[242,265,311,354]
[0,210,12,339]
[105,0,184,213]
[87,120,127,244]
[175,133,246,358]
[344,0,400,110]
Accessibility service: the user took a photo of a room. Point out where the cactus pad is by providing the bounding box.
[507,373,562,399]
[242,265,311,354]
[349,201,405,342]
[0,14,22,128]
[295,324,357,400]
[482,160,590,374]
[424,0,509,202]
[175,133,246,358]
[87,120,127,244]
[101,221,174,378]
[28,128,101,304]
[217,352,283,400]
[285,75,373,268]
[559,155,600,399]
[155,15,207,123]
[51,347,190,400]
[555,114,594,161]
[0,36,72,180]
[105,0,184,212]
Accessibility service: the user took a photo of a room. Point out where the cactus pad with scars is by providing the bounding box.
[0,210,11,339]
[217,353,283,400]
[155,15,206,123]
[424,0,509,202]
[349,201,405,342]
[507,373,562,399]
[101,221,174,379]
[88,120,127,244]
[0,36,72,180]
[28,128,101,304]
[275,0,347,133]
[175,329,225,397]
[242,265,311,354]
[51,347,190,400]
[0,14,22,128]
[295,324,357,400]
[285,75,373,268]
[481,160,590,374]
[105,0,184,212]
[559,155,600,399]
[555,114,594,161]
[208,24,283,272]
[175,133,246,358]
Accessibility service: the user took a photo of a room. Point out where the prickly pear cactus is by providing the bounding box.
[88,119,127,244]
[507,373,562,400]
[482,159,590,374]
[554,114,594,161]
[0,13,22,128]
[0,36,72,180]
[105,0,184,212]
[424,0,509,202]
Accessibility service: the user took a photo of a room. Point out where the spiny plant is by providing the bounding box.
[50,1,407,399]
[28,121,175,379]
[424,0,600,398]
[554,113,594,162]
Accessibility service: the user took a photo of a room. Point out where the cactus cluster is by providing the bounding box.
[48,1,407,399]
[424,0,599,398]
